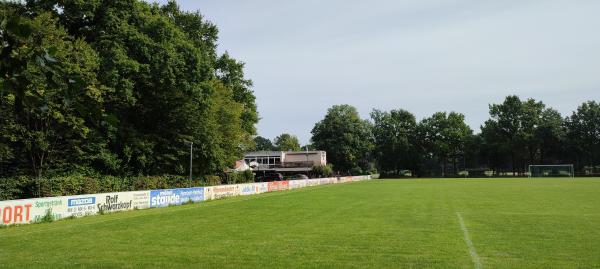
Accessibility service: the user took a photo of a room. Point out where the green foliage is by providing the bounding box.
[349,167,363,176]
[419,111,473,176]
[225,170,254,184]
[371,109,421,176]
[274,133,301,151]
[0,174,203,200]
[481,96,567,175]
[252,136,274,151]
[37,209,54,224]
[566,101,600,167]
[0,176,28,200]
[204,175,222,186]
[0,0,257,181]
[311,164,334,178]
[311,105,374,174]
[0,7,107,178]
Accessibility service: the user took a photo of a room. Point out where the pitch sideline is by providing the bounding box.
[456,212,482,269]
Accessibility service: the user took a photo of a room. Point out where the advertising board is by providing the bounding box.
[149,187,204,208]
[207,185,240,200]
[289,179,307,189]
[267,181,289,192]
[0,190,150,225]
[238,184,258,196]
[306,179,320,187]
[255,182,269,194]
[0,175,373,226]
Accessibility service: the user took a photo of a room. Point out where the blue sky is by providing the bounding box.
[153,0,600,144]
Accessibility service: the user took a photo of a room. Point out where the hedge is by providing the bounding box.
[0,172,250,200]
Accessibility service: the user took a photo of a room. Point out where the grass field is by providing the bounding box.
[1,178,599,269]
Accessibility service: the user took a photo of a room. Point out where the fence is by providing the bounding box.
[0,175,373,225]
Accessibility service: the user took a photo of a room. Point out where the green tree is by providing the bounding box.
[253,136,274,151]
[482,95,561,175]
[370,109,421,176]
[215,53,258,136]
[536,108,565,164]
[1,0,257,180]
[419,112,472,176]
[566,101,600,169]
[274,133,301,151]
[0,9,109,177]
[311,105,373,174]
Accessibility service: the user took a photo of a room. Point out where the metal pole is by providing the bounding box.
[189,142,193,187]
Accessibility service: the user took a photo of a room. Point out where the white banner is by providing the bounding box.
[238,183,259,196]
[255,182,269,194]
[0,190,150,225]
[205,185,240,200]
[289,179,307,189]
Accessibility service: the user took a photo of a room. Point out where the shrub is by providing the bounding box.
[369,167,379,175]
[349,167,363,176]
[0,176,27,200]
[37,209,54,224]
[226,170,254,184]
[312,164,334,178]
[205,175,221,186]
[0,173,216,201]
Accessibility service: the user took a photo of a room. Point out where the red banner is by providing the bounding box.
[267,181,289,192]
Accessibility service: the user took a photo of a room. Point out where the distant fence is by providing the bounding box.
[0,175,373,225]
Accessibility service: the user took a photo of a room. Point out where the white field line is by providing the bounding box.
[456,212,482,269]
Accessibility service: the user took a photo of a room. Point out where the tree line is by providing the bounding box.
[0,0,257,181]
[255,97,600,177]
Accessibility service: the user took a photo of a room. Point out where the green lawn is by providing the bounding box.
[1,178,599,268]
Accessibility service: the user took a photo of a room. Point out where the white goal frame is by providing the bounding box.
[528,164,574,178]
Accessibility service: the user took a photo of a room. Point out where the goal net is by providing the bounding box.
[528,164,574,178]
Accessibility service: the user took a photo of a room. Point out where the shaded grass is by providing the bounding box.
[0,178,599,268]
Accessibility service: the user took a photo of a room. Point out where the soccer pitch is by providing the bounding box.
[0,179,599,268]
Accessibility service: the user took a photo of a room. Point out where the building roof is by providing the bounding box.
[245,150,325,157]
[284,151,325,155]
[245,151,283,157]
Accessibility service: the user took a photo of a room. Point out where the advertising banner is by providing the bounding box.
[289,179,307,189]
[149,187,204,208]
[318,178,337,185]
[238,184,258,196]
[306,179,320,187]
[338,177,354,183]
[207,185,240,200]
[267,181,289,192]
[1,175,373,226]
[255,182,269,194]
[0,197,59,225]
[0,190,150,225]
[94,191,150,213]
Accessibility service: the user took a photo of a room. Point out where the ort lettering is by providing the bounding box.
[1,204,32,224]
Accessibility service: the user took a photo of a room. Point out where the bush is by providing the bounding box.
[205,175,221,186]
[37,209,54,223]
[349,167,363,176]
[224,170,254,184]
[0,173,216,201]
[0,176,27,200]
[369,167,379,175]
[312,164,334,178]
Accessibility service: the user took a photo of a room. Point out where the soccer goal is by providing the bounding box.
[528,164,574,178]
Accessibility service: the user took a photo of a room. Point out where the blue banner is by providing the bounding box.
[150,187,204,208]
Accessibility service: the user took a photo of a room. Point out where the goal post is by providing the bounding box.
[528,164,574,178]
